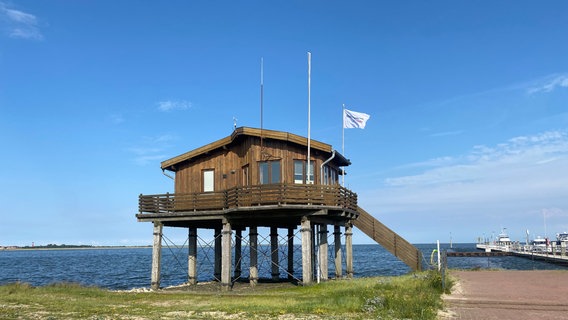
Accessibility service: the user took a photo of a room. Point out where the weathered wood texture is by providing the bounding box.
[172,136,343,194]
[159,127,348,195]
[138,184,358,215]
[353,206,422,271]
[161,127,341,171]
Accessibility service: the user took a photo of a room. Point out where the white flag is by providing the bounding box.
[343,109,370,129]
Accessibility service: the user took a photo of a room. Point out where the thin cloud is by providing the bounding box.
[367,130,568,235]
[108,114,124,125]
[0,2,43,40]
[360,129,568,242]
[133,154,167,166]
[385,130,568,188]
[150,134,176,143]
[429,130,464,138]
[129,134,177,165]
[157,100,191,112]
[526,74,568,95]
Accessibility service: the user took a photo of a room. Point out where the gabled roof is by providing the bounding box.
[161,127,350,171]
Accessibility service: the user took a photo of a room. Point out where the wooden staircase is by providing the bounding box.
[353,206,422,271]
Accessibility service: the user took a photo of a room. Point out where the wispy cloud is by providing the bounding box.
[0,2,43,40]
[526,74,568,95]
[128,134,177,166]
[108,114,124,125]
[129,146,167,166]
[360,130,568,241]
[385,130,568,188]
[429,130,464,138]
[157,100,191,112]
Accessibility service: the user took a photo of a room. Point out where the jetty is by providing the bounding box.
[136,127,422,290]
[446,251,512,257]
[475,242,568,265]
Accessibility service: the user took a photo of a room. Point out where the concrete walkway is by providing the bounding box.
[439,270,568,320]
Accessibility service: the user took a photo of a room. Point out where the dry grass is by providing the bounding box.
[0,271,448,319]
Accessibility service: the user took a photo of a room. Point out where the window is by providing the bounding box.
[321,166,339,185]
[271,161,281,183]
[330,167,337,185]
[293,160,315,184]
[242,165,249,186]
[258,160,281,184]
[294,160,303,184]
[203,169,214,192]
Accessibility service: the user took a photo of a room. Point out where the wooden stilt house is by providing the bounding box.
[137,127,358,290]
[137,126,422,290]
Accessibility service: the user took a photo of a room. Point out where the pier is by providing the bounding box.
[446,251,513,257]
[475,242,568,266]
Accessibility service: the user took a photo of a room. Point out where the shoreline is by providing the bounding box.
[1,245,152,251]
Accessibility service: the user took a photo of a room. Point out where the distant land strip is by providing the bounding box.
[1,244,152,251]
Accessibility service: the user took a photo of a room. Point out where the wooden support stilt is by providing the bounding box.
[319,224,328,281]
[188,227,197,285]
[345,222,353,279]
[214,227,221,281]
[249,226,258,287]
[221,219,232,291]
[234,229,242,280]
[312,224,317,279]
[151,221,163,290]
[270,226,279,281]
[287,227,294,280]
[334,225,342,279]
[301,217,313,285]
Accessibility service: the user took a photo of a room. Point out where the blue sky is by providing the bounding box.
[1,1,568,246]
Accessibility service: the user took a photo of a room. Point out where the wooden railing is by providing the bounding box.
[139,184,358,214]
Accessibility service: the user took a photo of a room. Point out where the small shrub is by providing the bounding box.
[362,296,385,313]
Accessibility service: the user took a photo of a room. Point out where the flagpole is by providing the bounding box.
[260,57,264,155]
[342,103,345,186]
[307,52,311,184]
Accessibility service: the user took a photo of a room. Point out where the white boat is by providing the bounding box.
[531,236,551,253]
[476,228,512,252]
[497,229,511,246]
[556,232,568,243]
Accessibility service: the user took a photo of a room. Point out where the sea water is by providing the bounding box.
[0,243,565,290]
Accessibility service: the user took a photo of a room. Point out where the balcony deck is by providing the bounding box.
[137,184,358,227]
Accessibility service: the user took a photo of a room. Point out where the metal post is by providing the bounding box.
[437,240,441,271]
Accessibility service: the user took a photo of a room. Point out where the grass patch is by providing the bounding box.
[0,271,448,319]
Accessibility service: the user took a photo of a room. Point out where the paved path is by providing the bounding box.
[439,270,568,320]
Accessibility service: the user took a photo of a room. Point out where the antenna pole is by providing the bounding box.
[261,57,264,131]
[342,103,345,186]
[260,57,264,156]
[307,52,311,184]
